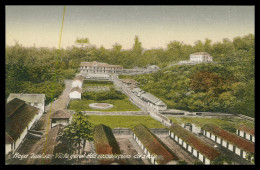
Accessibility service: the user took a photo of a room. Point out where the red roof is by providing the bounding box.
[203,124,254,153]
[169,124,221,160]
[133,124,178,164]
[238,125,255,136]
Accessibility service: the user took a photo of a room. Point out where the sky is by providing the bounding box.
[5,5,255,50]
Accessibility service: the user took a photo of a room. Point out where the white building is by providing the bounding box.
[169,124,221,164]
[7,93,45,119]
[190,52,213,63]
[72,77,83,88]
[179,52,213,64]
[236,125,255,143]
[202,124,254,161]
[140,92,167,111]
[80,61,123,75]
[50,110,72,128]
[133,124,178,165]
[181,123,202,135]
[6,98,40,155]
[69,87,82,100]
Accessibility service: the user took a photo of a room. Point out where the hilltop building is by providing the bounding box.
[179,52,213,64]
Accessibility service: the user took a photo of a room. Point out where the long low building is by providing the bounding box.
[7,93,45,118]
[140,92,167,111]
[202,124,254,161]
[69,87,82,100]
[132,124,178,165]
[6,98,40,155]
[236,125,255,143]
[80,61,123,75]
[168,124,221,164]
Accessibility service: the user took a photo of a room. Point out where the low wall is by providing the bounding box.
[68,110,149,116]
[112,128,169,136]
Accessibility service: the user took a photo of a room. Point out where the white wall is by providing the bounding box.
[222,140,227,147]
[199,153,204,162]
[69,91,81,99]
[179,138,183,145]
[193,149,198,157]
[5,144,12,155]
[228,143,234,151]
[188,145,192,153]
[235,147,241,156]
[246,133,251,140]
[205,158,210,165]
[211,134,216,141]
[72,81,83,88]
[216,137,221,144]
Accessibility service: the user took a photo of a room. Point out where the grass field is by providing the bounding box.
[167,116,254,133]
[83,80,113,87]
[88,115,166,129]
[68,99,141,112]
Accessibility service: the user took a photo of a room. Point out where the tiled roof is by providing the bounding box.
[132,124,178,164]
[6,98,39,142]
[5,132,14,144]
[169,124,221,160]
[93,124,121,155]
[238,125,255,136]
[202,124,254,154]
[5,98,26,118]
[7,94,45,104]
[70,87,82,93]
[50,110,72,119]
[140,92,160,104]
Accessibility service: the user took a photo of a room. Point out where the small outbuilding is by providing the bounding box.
[50,110,72,128]
[69,87,82,100]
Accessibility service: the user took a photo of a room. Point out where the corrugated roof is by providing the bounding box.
[155,100,166,106]
[7,94,45,104]
[141,93,160,104]
[202,124,254,154]
[169,124,221,160]
[50,110,72,119]
[132,124,178,164]
[6,99,39,142]
[70,87,82,93]
[238,125,255,136]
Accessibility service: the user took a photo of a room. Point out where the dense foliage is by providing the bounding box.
[6,34,254,117]
[119,34,255,117]
[81,88,125,101]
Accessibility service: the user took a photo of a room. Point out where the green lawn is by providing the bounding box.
[88,115,166,129]
[168,116,254,133]
[68,99,141,112]
[83,80,113,87]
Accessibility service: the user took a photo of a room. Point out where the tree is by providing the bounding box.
[62,112,93,155]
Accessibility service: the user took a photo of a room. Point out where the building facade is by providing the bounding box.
[50,110,72,128]
[69,87,82,100]
[179,52,213,64]
[80,61,123,75]
[236,125,255,143]
[202,124,254,161]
